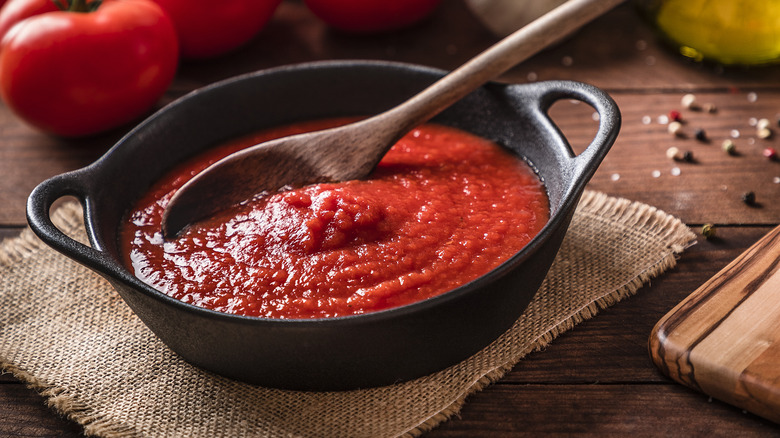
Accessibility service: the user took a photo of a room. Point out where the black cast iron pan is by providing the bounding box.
[27,61,620,390]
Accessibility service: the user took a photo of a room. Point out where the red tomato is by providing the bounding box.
[152,0,282,59]
[304,0,442,33]
[0,0,59,40]
[0,0,179,137]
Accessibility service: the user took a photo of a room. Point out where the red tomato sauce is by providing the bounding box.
[121,120,549,319]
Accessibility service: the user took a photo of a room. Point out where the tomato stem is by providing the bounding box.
[51,0,102,12]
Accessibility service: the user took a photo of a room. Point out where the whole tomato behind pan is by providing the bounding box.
[152,0,283,59]
[0,0,179,137]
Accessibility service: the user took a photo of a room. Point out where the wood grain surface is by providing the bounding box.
[2,1,780,436]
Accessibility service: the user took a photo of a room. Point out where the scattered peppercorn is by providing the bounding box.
[763,147,777,160]
[683,151,694,162]
[758,127,773,139]
[701,223,716,239]
[741,191,756,205]
[668,121,683,136]
[722,139,736,154]
[666,146,683,161]
[694,128,707,142]
[757,118,771,130]
[704,103,717,113]
[669,110,682,122]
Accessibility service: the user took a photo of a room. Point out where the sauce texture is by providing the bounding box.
[121,120,549,319]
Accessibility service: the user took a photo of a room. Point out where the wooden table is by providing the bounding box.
[2,1,779,435]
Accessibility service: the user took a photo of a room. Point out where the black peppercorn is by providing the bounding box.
[742,191,756,205]
[694,128,707,142]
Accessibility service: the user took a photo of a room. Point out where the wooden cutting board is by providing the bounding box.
[649,225,780,424]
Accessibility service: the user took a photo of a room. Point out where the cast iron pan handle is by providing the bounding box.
[26,169,123,280]
[529,80,621,188]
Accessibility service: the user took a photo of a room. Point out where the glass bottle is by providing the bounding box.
[637,0,780,65]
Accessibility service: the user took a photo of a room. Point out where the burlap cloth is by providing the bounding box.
[0,190,696,437]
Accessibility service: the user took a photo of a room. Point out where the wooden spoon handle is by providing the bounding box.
[379,0,626,131]
[649,225,780,423]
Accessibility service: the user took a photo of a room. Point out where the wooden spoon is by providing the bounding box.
[162,0,624,237]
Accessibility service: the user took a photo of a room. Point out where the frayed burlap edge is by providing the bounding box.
[0,203,136,437]
[0,362,135,438]
[401,191,696,437]
[0,192,697,438]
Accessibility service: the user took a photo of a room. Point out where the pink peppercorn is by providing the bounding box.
[669,110,682,122]
[763,147,777,160]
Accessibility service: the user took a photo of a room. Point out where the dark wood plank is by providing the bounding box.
[0,115,114,225]
[586,92,780,225]
[546,90,780,225]
[0,381,83,437]
[0,228,24,240]
[427,383,779,437]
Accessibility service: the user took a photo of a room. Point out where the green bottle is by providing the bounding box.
[637,0,780,65]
